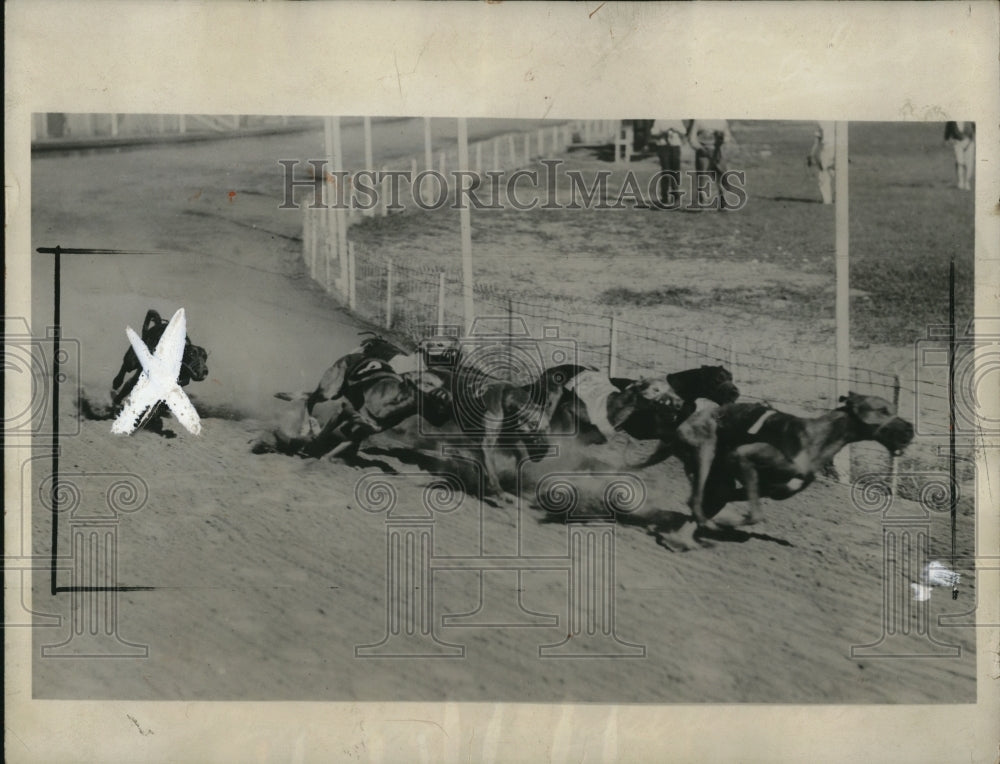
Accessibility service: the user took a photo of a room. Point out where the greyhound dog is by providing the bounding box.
[613,364,740,445]
[661,392,915,550]
[298,333,410,416]
[110,309,209,434]
[270,333,556,503]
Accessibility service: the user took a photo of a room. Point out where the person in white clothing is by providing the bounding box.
[807,121,836,205]
[945,121,975,191]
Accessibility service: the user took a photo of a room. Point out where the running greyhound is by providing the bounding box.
[661,392,915,551]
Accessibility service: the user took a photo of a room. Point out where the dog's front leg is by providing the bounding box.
[481,409,513,504]
[689,439,720,530]
[732,444,767,525]
[675,412,720,529]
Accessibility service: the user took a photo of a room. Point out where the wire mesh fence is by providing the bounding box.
[300,119,960,491]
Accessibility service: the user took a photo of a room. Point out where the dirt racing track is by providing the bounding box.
[29,129,976,703]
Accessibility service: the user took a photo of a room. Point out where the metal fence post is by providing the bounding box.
[327,204,338,293]
[890,373,901,495]
[348,241,357,310]
[608,315,618,377]
[386,259,394,329]
[508,297,515,381]
[437,272,446,328]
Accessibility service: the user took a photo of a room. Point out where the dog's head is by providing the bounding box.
[140,310,209,386]
[838,392,914,456]
[700,365,740,405]
[666,365,739,405]
[181,342,209,384]
[627,377,685,410]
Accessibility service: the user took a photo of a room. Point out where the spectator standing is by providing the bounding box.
[807,121,836,204]
[687,119,736,209]
[649,119,688,206]
[945,121,975,191]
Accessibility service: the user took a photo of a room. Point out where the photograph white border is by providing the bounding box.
[6,2,999,761]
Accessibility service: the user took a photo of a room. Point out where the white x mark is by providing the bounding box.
[111,308,202,436]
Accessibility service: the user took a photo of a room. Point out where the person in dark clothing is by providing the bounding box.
[650,119,688,206]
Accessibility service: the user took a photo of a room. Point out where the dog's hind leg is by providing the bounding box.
[731,442,788,525]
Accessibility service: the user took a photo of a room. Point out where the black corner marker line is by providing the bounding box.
[35,245,168,596]
[948,257,958,599]
[35,246,166,256]
[50,246,60,595]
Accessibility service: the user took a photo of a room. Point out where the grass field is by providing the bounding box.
[347,120,974,352]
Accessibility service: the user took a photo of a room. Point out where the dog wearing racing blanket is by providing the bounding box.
[660,392,915,551]
[269,333,556,503]
[535,363,739,446]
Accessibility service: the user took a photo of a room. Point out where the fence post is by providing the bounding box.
[833,120,851,484]
[537,128,544,157]
[508,135,516,167]
[608,315,618,377]
[507,297,515,382]
[307,209,316,281]
[524,133,531,165]
[348,241,357,310]
[363,116,374,174]
[303,207,311,278]
[439,150,447,177]
[889,373,901,495]
[327,205,338,293]
[386,259,394,329]
[457,118,475,334]
[325,207,347,292]
[437,272,446,328]
[492,138,500,173]
[475,142,483,173]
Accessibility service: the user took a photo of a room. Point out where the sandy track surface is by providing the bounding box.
[29,131,975,702]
